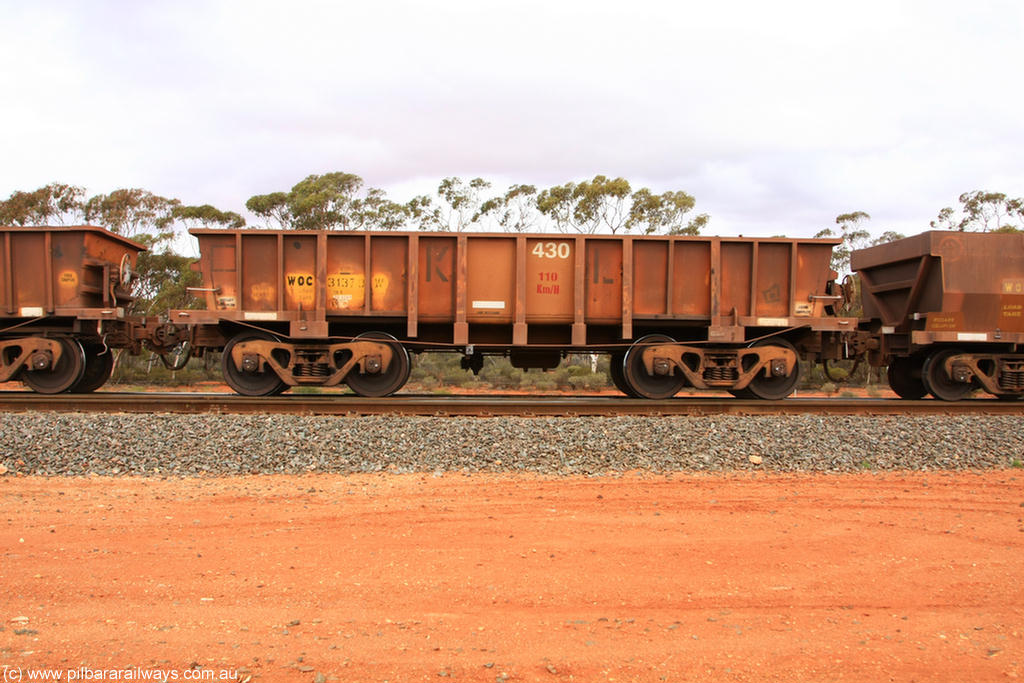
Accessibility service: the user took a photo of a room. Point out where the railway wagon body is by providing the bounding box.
[176,229,853,398]
[0,226,145,393]
[852,230,1024,400]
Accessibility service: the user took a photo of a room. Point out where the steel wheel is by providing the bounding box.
[345,332,410,397]
[744,339,801,400]
[222,331,288,396]
[886,355,927,400]
[22,337,86,394]
[622,334,685,399]
[922,348,972,401]
[608,352,638,397]
[69,344,115,393]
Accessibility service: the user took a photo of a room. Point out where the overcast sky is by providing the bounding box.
[2,0,1022,239]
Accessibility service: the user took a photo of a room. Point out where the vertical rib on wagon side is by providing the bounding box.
[175,230,853,398]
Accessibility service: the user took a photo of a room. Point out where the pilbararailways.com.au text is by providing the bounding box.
[2,667,238,682]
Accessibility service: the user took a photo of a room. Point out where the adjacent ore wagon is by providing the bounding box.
[169,229,855,398]
[0,226,146,393]
[852,230,1024,400]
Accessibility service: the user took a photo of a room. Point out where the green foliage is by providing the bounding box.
[245,191,292,228]
[408,352,475,387]
[246,173,413,231]
[244,172,708,235]
[537,175,632,233]
[409,177,492,232]
[572,175,632,233]
[406,353,610,392]
[627,188,706,235]
[872,230,905,245]
[172,204,245,229]
[111,350,222,387]
[931,191,1024,232]
[132,250,203,315]
[83,188,180,246]
[0,182,86,225]
[537,176,706,235]
[352,188,411,231]
[478,184,540,232]
[815,211,872,275]
[288,172,364,230]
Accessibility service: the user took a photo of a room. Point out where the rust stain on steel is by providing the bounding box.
[1,226,144,318]
[854,231,1024,342]
[186,229,844,350]
[0,393,1022,417]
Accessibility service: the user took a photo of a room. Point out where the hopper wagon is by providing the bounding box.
[169,229,855,398]
[0,226,146,393]
[852,230,1024,400]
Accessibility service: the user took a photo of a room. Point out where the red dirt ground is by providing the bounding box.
[1,471,1022,682]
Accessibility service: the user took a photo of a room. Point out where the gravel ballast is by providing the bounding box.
[2,412,1023,476]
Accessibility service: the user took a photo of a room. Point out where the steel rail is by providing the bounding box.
[1,392,1023,416]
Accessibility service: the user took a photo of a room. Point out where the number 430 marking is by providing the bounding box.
[531,242,570,259]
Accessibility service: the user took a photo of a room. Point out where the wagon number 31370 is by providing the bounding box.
[532,242,571,259]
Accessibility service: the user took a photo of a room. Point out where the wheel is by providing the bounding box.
[222,332,288,396]
[823,358,860,383]
[345,332,410,397]
[886,355,927,400]
[622,334,685,399]
[743,339,801,400]
[922,348,972,401]
[608,352,638,397]
[69,344,115,393]
[22,338,86,394]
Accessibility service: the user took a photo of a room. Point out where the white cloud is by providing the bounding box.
[1,0,1022,238]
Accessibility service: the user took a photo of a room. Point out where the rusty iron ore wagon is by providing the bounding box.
[852,230,1024,400]
[159,229,855,398]
[0,226,148,393]
[11,225,1023,401]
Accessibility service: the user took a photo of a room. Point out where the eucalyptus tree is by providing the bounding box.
[537,176,706,235]
[537,175,632,233]
[247,172,409,231]
[83,188,180,247]
[626,188,707,235]
[172,204,245,229]
[0,182,86,226]
[409,177,492,232]
[477,184,540,232]
[814,211,872,275]
[931,191,1024,232]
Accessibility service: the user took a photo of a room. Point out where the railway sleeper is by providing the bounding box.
[227,339,397,387]
[639,343,797,391]
[942,352,1024,397]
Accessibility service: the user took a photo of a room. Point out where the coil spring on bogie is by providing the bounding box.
[703,366,737,383]
[999,362,1024,391]
[294,363,330,378]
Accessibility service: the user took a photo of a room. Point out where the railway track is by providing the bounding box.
[1,391,1023,416]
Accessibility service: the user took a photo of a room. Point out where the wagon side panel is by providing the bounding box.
[466,237,514,324]
[584,239,622,323]
[417,235,456,320]
[8,231,48,314]
[672,240,711,318]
